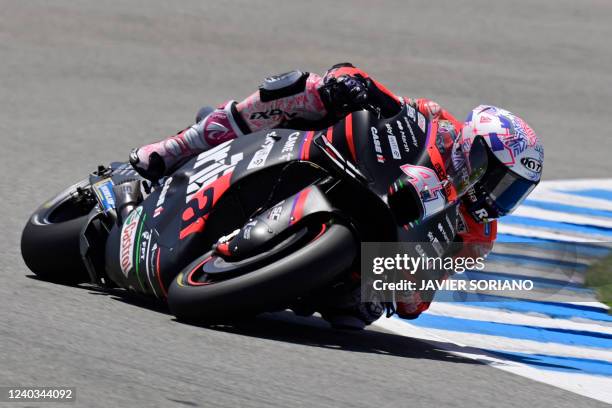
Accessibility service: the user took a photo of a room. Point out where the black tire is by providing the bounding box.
[20,179,94,283]
[168,223,356,322]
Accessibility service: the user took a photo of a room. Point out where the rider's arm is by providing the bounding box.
[234,63,405,134]
[131,64,404,179]
[236,70,328,133]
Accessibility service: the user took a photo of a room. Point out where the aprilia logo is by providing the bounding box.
[186,141,243,202]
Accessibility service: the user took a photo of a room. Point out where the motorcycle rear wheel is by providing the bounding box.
[21,179,94,283]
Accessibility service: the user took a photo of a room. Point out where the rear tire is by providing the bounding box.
[20,179,94,283]
[168,223,356,323]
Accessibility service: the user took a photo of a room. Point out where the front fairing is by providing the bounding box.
[325,106,461,246]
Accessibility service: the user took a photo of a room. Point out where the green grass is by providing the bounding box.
[585,252,612,312]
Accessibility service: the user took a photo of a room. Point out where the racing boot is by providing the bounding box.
[130,101,246,181]
[324,302,385,330]
[321,286,384,330]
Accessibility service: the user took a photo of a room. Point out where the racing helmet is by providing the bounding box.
[459,105,543,221]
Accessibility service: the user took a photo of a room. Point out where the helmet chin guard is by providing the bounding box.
[459,105,543,221]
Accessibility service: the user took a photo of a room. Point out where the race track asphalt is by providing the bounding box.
[1,1,611,407]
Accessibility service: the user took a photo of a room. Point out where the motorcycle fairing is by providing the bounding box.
[105,129,329,296]
[216,185,336,260]
[104,106,462,297]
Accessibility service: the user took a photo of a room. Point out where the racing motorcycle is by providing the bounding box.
[20,105,488,322]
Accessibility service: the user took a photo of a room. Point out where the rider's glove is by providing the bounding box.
[320,74,370,116]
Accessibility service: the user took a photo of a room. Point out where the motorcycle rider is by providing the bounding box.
[131,63,544,328]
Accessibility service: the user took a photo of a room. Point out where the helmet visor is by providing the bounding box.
[481,150,538,216]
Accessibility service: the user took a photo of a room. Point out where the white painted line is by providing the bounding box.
[498,224,607,242]
[530,192,612,211]
[483,263,585,284]
[529,191,612,211]
[528,179,612,211]
[515,205,612,228]
[491,245,597,264]
[374,318,612,404]
[541,179,612,190]
[567,301,610,310]
[375,319,612,363]
[425,303,612,335]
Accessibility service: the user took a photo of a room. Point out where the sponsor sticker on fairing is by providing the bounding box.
[417,112,426,132]
[427,230,444,256]
[247,132,277,170]
[93,179,116,212]
[280,131,300,161]
[242,219,258,240]
[119,206,143,277]
[387,134,401,160]
[445,213,456,236]
[268,200,285,221]
[402,116,419,147]
[153,177,172,218]
[437,221,450,242]
[396,120,411,153]
[407,105,417,121]
[385,124,401,160]
[371,127,385,163]
[139,230,151,263]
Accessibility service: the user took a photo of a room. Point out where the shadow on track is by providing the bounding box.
[26,274,480,365]
[194,311,483,366]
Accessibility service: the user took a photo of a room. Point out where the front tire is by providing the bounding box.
[168,223,357,322]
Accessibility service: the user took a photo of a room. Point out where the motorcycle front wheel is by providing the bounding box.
[168,221,357,323]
